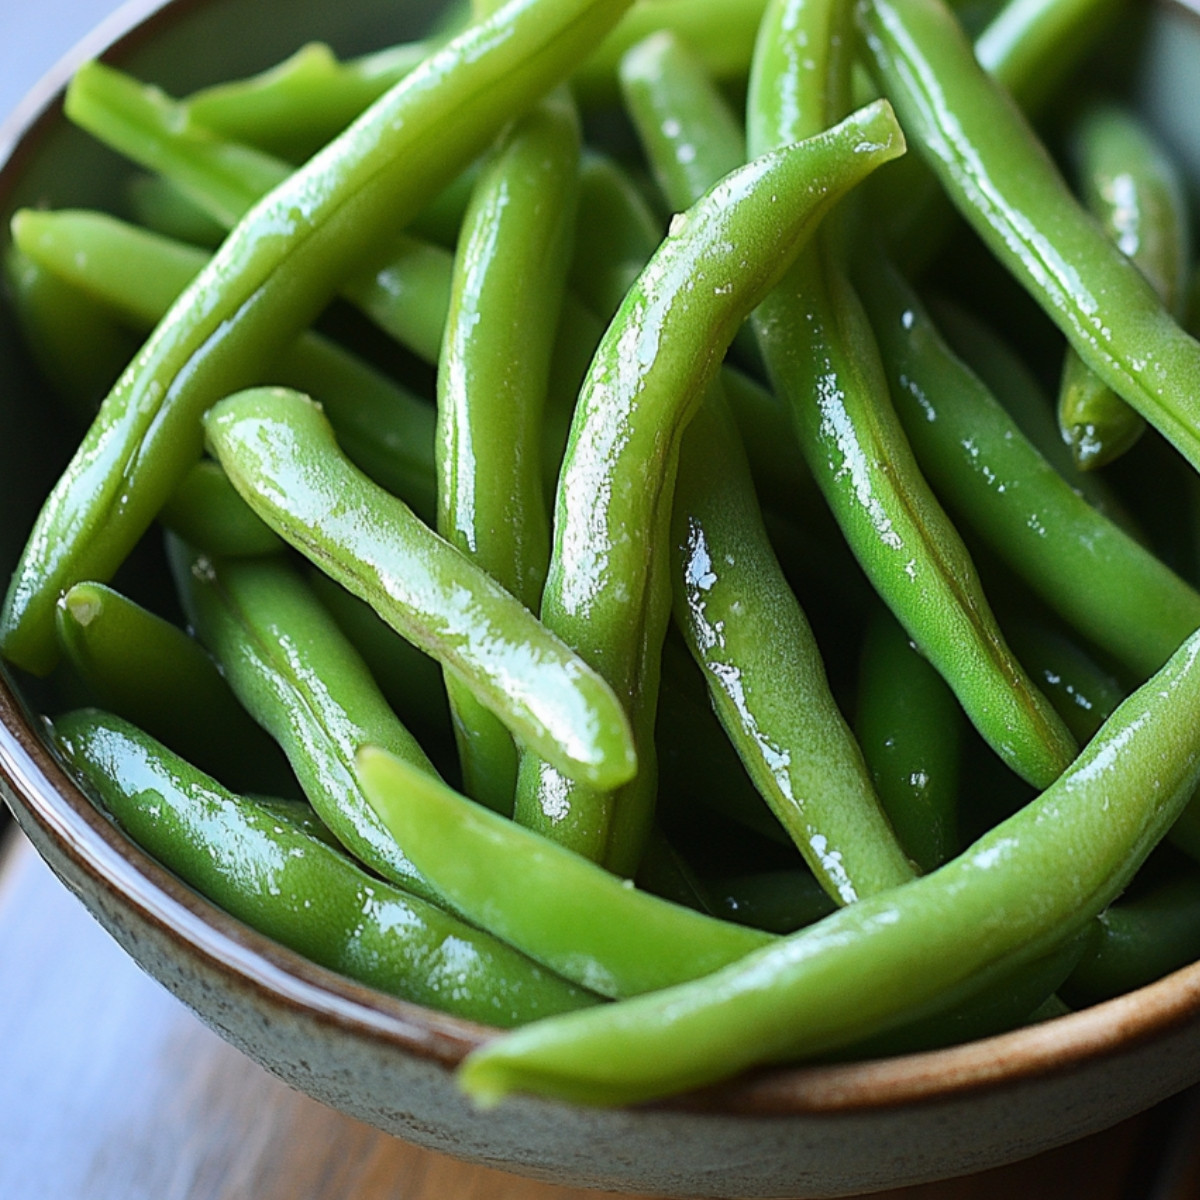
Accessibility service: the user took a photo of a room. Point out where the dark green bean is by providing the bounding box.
[855,605,961,872]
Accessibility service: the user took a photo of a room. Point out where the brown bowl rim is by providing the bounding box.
[6,656,1200,1118]
[1,0,1199,1124]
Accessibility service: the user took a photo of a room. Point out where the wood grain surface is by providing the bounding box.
[0,825,1192,1200]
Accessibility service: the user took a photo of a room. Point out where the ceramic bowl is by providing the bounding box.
[2,1,1200,1196]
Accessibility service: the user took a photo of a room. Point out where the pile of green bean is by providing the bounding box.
[7,0,1200,1106]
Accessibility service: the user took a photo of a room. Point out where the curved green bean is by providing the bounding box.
[167,539,442,901]
[858,251,1200,683]
[56,708,598,1027]
[357,744,772,999]
[748,0,1075,789]
[460,626,1200,1106]
[202,386,636,791]
[859,0,1200,474]
[513,99,908,874]
[1056,102,1191,469]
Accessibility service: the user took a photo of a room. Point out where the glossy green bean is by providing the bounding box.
[876,0,1129,272]
[1056,103,1191,469]
[859,0,1200,474]
[855,605,961,872]
[748,0,1075,789]
[11,208,440,520]
[460,626,1200,1107]
[513,100,908,874]
[436,89,580,813]
[167,539,443,901]
[0,0,636,676]
[357,745,772,999]
[55,708,598,1027]
[618,36,910,898]
[859,252,1200,682]
[673,391,915,900]
[202,386,636,791]
[54,579,287,792]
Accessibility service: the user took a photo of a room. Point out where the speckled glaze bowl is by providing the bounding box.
[3,1,1200,1196]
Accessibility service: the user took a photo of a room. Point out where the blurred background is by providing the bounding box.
[0,0,122,127]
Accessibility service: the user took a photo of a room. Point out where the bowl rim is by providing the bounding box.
[1,0,1199,1125]
[6,660,1200,1118]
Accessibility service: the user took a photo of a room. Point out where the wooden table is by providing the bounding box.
[2,823,1198,1200]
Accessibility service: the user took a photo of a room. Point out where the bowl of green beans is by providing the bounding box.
[4,0,1200,1194]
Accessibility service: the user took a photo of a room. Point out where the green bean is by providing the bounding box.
[748,0,1075,789]
[924,293,1137,532]
[1002,617,1123,744]
[460,626,1200,1107]
[202,386,636,791]
[125,173,227,247]
[2,246,135,423]
[617,29,765,374]
[673,391,915,900]
[64,62,454,364]
[0,0,637,676]
[855,605,961,872]
[858,250,1200,683]
[305,570,453,754]
[159,459,283,558]
[567,151,663,322]
[54,579,287,792]
[357,745,772,999]
[707,869,837,935]
[574,0,771,103]
[512,100,908,875]
[973,0,1126,111]
[1064,871,1200,1006]
[11,208,440,520]
[618,39,911,897]
[876,0,1129,273]
[55,708,598,1027]
[859,0,1200,475]
[167,539,445,902]
[185,40,433,163]
[436,89,580,813]
[1056,103,1191,469]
